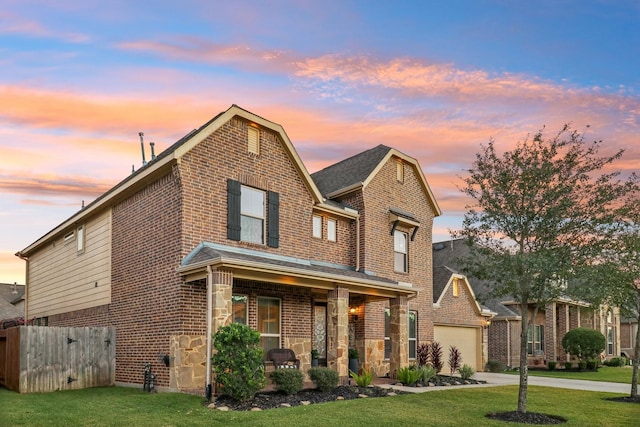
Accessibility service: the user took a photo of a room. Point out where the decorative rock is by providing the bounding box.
[387,392,397,396]
[207,403,216,409]
[443,382,451,386]
[280,403,291,407]
[216,406,230,411]
[358,394,368,398]
[301,401,311,405]
[428,382,435,387]
[250,407,262,411]
[464,380,471,385]
[336,396,345,400]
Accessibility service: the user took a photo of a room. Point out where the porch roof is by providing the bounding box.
[177,242,416,298]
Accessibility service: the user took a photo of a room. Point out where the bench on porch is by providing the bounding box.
[268,348,300,369]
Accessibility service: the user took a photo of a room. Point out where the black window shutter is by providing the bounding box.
[267,191,279,248]
[227,179,241,241]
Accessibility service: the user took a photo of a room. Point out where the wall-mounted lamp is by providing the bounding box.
[349,307,358,321]
[482,319,492,329]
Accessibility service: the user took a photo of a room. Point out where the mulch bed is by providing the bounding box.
[605,395,640,404]
[486,411,567,425]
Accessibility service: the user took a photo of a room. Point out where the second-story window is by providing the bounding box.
[327,219,337,242]
[241,185,265,244]
[312,215,322,238]
[394,230,408,273]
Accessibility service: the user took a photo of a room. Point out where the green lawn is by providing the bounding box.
[1,385,637,427]
[511,366,634,383]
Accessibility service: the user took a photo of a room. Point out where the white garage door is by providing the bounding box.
[433,325,481,371]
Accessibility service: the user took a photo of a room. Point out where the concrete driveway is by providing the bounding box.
[378,372,630,394]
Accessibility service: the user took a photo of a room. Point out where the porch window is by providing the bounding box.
[394,230,408,273]
[607,326,614,355]
[384,309,417,360]
[258,297,281,357]
[232,295,248,325]
[527,324,544,356]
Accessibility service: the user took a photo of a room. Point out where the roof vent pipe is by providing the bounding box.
[139,132,147,166]
[150,142,156,160]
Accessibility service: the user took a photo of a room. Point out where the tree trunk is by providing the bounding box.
[631,309,640,398]
[518,301,529,414]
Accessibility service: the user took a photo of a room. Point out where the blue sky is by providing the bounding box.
[1,0,638,284]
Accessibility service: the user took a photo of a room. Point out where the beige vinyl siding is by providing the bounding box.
[27,209,112,317]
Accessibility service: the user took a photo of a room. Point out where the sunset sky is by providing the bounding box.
[1,1,639,284]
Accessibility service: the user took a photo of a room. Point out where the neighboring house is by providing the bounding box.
[16,105,442,393]
[0,283,24,323]
[432,238,621,368]
[432,263,494,371]
[620,315,637,359]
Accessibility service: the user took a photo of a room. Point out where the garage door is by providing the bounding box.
[433,325,481,371]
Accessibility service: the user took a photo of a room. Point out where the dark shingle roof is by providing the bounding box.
[183,242,398,287]
[432,239,520,318]
[432,265,455,303]
[311,145,392,196]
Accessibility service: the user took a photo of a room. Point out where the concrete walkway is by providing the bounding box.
[377,372,631,395]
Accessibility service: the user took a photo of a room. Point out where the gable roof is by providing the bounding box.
[18,105,352,256]
[432,239,520,319]
[311,144,441,216]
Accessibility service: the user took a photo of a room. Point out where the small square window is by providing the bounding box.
[327,219,337,242]
[312,215,322,238]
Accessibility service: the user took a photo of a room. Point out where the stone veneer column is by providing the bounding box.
[327,287,349,384]
[557,304,570,362]
[211,270,233,333]
[545,302,557,363]
[389,296,408,377]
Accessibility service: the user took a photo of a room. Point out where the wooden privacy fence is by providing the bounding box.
[0,326,115,393]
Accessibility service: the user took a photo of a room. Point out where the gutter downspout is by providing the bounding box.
[15,252,29,320]
[205,265,213,399]
[355,216,360,272]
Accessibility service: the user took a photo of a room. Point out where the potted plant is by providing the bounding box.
[348,348,359,374]
[311,349,319,367]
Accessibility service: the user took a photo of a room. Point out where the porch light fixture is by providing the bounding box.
[482,319,492,329]
[349,306,358,321]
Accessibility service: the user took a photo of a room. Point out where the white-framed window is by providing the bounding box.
[327,219,337,242]
[248,126,259,155]
[258,297,281,358]
[232,295,248,325]
[527,324,544,355]
[76,225,85,253]
[241,185,265,244]
[607,326,614,355]
[384,309,418,360]
[394,230,408,273]
[312,215,322,238]
[64,230,75,244]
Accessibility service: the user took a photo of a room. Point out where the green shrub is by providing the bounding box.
[211,323,266,402]
[397,366,422,386]
[564,361,573,370]
[420,365,437,383]
[348,348,359,359]
[350,368,373,387]
[604,357,626,367]
[308,367,339,392]
[270,368,304,395]
[486,360,505,373]
[561,328,606,363]
[547,361,557,371]
[458,364,475,380]
[578,361,587,371]
[586,360,598,371]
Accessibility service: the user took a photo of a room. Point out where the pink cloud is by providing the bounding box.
[0,10,89,43]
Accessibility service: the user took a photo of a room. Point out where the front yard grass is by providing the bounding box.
[512,365,633,383]
[1,384,637,426]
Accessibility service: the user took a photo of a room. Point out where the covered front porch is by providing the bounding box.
[172,242,416,393]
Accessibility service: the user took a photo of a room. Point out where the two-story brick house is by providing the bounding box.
[16,105,443,393]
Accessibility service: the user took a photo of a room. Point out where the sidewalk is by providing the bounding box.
[376,372,630,395]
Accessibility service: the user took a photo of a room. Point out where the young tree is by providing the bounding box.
[456,125,631,414]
